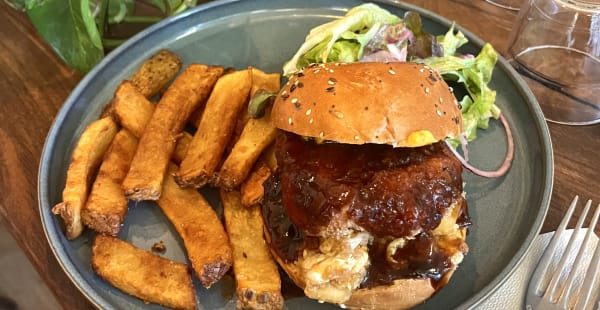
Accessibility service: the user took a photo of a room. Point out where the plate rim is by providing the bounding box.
[37,0,554,309]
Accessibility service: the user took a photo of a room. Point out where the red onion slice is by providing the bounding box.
[446,113,514,178]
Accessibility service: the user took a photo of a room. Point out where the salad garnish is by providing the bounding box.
[282,3,514,178]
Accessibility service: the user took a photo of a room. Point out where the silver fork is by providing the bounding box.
[526,196,600,310]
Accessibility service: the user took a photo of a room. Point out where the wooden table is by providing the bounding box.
[1,1,598,309]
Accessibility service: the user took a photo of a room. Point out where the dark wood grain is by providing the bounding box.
[0,2,93,309]
[0,1,598,309]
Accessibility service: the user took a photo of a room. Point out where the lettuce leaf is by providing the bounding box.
[420,43,500,145]
[283,4,502,148]
[282,3,400,76]
[437,23,468,57]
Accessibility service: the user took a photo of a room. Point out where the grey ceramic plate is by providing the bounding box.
[38,0,553,309]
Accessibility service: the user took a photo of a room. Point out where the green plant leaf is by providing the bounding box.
[26,0,104,72]
[5,0,26,10]
[107,0,135,24]
[145,0,183,15]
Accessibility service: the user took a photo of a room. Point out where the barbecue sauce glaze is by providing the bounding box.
[262,132,470,288]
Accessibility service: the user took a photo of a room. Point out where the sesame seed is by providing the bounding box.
[291,98,298,104]
[439,97,443,103]
[306,109,312,116]
[449,86,454,93]
[419,68,425,73]
[354,135,360,140]
[436,110,442,117]
[425,87,430,94]
[319,131,324,138]
[326,86,335,93]
[428,73,438,82]
[329,69,334,73]
[288,117,293,124]
[388,68,396,75]
[333,111,344,119]
[290,84,297,92]
[328,78,336,85]
[309,118,314,124]
[314,69,320,74]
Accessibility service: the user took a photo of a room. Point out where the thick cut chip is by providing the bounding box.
[52,116,118,239]
[82,129,138,235]
[175,69,252,188]
[111,81,191,164]
[112,81,155,138]
[92,235,196,310]
[221,190,283,310]
[157,164,233,287]
[122,64,224,200]
[240,159,273,207]
[218,108,278,190]
[129,49,182,98]
[217,69,280,190]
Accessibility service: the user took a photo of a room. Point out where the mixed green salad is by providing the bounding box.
[282,3,502,149]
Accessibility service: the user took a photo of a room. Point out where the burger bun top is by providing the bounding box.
[271,62,463,147]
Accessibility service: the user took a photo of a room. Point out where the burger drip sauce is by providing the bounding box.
[261,132,470,288]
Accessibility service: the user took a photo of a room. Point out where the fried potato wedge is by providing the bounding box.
[230,69,281,148]
[250,68,281,98]
[221,190,283,310]
[158,164,233,287]
[112,81,155,138]
[218,109,278,190]
[188,67,238,129]
[217,69,280,190]
[82,129,138,235]
[52,116,118,239]
[129,49,182,98]
[240,159,273,208]
[176,69,252,188]
[172,132,191,165]
[111,80,191,164]
[122,64,224,200]
[92,235,196,310]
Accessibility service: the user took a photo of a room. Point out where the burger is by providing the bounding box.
[261,61,471,309]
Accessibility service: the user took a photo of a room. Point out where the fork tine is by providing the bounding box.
[529,196,579,297]
[573,203,600,310]
[544,199,592,303]
[562,201,600,309]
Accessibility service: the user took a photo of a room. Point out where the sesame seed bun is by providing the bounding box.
[271,62,463,147]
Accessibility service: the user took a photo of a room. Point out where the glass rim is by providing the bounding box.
[530,0,600,30]
[556,0,600,13]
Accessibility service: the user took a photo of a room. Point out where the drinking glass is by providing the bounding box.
[506,0,600,125]
[485,0,525,10]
